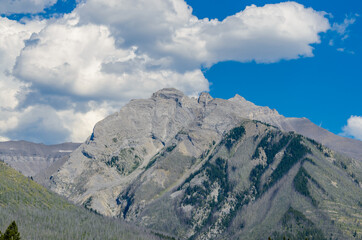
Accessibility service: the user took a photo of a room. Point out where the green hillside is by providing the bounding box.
[0,161,158,240]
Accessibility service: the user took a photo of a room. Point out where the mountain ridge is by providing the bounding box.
[2,88,360,239]
[47,88,361,239]
[0,140,80,177]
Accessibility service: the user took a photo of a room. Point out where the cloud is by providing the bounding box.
[13,14,209,102]
[57,101,118,142]
[0,17,45,109]
[342,116,362,141]
[332,15,356,39]
[0,17,49,142]
[198,2,329,64]
[0,136,10,142]
[76,1,330,67]
[0,110,19,134]
[329,15,358,53]
[0,0,57,14]
[76,0,194,49]
[0,101,114,144]
[0,1,332,144]
[5,105,71,144]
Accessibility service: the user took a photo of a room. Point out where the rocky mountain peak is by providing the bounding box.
[228,94,255,107]
[198,92,213,106]
[230,94,248,102]
[49,87,362,229]
[151,88,185,100]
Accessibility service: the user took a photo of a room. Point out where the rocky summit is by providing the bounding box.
[49,88,362,239]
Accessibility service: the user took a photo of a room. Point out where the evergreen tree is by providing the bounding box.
[3,221,20,240]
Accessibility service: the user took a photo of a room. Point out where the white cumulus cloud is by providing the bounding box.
[0,17,45,109]
[342,116,362,141]
[57,101,118,142]
[0,0,57,14]
[13,15,209,101]
[76,0,330,68]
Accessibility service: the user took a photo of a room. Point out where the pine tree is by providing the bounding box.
[3,221,20,240]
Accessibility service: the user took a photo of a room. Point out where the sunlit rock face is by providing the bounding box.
[50,88,361,239]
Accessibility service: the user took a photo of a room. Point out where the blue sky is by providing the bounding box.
[0,0,361,144]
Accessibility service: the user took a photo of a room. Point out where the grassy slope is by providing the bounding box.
[0,161,158,240]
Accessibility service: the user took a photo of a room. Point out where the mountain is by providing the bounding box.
[280,117,362,162]
[0,161,159,239]
[0,140,80,177]
[49,88,362,239]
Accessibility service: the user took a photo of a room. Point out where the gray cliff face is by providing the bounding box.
[0,141,80,177]
[50,88,286,215]
[49,88,362,239]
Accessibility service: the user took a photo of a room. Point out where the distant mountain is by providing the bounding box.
[0,161,159,239]
[49,88,362,239]
[280,117,362,162]
[0,141,80,177]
